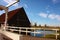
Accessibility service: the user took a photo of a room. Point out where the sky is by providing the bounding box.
[0,0,60,27]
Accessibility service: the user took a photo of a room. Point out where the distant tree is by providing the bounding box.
[34,23,37,27]
[39,24,41,27]
[45,24,47,27]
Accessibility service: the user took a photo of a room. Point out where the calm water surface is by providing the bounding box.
[30,30,55,37]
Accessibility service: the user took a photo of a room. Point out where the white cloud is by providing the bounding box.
[48,14,56,19]
[39,12,60,21]
[56,15,60,20]
[3,0,19,7]
[45,5,50,13]
[52,0,59,4]
[48,14,60,21]
[39,12,48,18]
[52,0,57,2]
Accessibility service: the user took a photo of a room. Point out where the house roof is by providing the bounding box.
[0,7,24,23]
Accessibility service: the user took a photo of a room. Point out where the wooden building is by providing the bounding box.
[0,7,31,27]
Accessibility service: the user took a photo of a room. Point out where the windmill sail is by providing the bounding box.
[6,0,19,7]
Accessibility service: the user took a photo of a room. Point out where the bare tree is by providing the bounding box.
[34,23,37,27]
[45,24,47,27]
[39,24,41,27]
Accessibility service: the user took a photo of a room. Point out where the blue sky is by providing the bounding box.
[0,0,60,26]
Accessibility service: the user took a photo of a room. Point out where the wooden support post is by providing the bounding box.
[44,29,45,37]
[34,28,35,36]
[26,28,28,35]
[19,28,21,34]
[56,30,57,39]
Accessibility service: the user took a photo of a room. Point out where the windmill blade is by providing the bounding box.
[6,0,19,7]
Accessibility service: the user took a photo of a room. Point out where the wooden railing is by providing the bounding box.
[7,26,60,39]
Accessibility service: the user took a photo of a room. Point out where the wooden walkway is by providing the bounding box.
[0,30,19,40]
[0,33,12,40]
[20,35,58,40]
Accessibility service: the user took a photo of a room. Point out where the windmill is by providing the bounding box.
[0,0,20,30]
[6,0,19,7]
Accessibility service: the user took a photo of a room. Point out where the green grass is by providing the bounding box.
[45,34,56,39]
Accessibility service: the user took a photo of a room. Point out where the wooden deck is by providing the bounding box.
[20,35,59,40]
[0,33,12,40]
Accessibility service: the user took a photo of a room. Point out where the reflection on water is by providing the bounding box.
[30,30,55,37]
